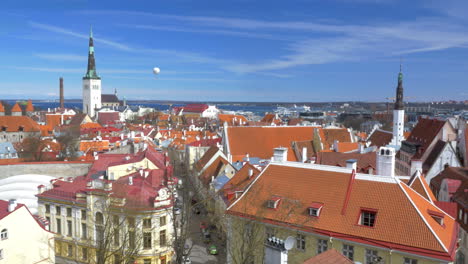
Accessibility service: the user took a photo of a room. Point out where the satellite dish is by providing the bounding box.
[284,236,295,250]
[153,67,161,75]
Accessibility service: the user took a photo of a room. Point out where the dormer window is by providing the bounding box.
[267,196,281,209]
[1,126,6,132]
[359,209,377,227]
[428,209,445,226]
[308,202,324,217]
[18,126,24,132]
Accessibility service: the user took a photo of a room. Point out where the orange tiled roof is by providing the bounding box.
[219,114,247,126]
[80,122,102,129]
[199,155,229,186]
[11,102,22,112]
[25,100,34,112]
[316,151,376,172]
[223,162,261,195]
[226,126,316,162]
[0,102,4,112]
[195,146,220,171]
[39,124,53,137]
[227,163,457,260]
[0,116,40,132]
[336,142,359,153]
[79,140,110,152]
[367,129,392,148]
[321,128,352,150]
[261,113,282,125]
[408,172,437,202]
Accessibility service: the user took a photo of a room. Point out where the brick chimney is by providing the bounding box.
[59,77,64,109]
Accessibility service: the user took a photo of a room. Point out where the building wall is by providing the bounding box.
[82,79,102,117]
[426,144,461,184]
[0,206,55,263]
[38,194,173,264]
[228,216,451,264]
[0,162,92,180]
[185,145,210,172]
[107,157,159,180]
[0,131,40,143]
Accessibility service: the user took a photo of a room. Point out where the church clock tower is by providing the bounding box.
[391,65,405,147]
[82,27,101,117]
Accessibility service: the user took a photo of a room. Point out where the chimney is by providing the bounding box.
[302,147,307,163]
[37,185,46,194]
[358,143,365,153]
[144,171,149,178]
[59,77,64,109]
[128,176,133,185]
[376,147,395,177]
[410,159,423,176]
[248,168,254,178]
[8,199,17,212]
[346,159,357,171]
[245,153,250,162]
[273,147,288,162]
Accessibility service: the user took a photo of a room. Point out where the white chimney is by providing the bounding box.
[376,147,395,177]
[302,147,307,163]
[139,169,143,177]
[410,159,423,176]
[144,171,149,178]
[8,199,17,212]
[273,147,288,162]
[248,168,254,178]
[245,153,250,162]
[346,159,357,171]
[128,176,133,185]
[358,143,365,153]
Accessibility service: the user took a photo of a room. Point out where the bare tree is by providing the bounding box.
[56,124,80,160]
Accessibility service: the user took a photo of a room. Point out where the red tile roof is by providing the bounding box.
[407,118,446,151]
[0,102,4,112]
[11,102,22,112]
[320,128,352,150]
[199,155,229,186]
[316,152,376,173]
[195,146,220,171]
[408,172,437,202]
[367,129,393,148]
[0,116,40,132]
[26,99,34,112]
[303,248,353,264]
[219,114,248,126]
[261,113,282,125]
[182,104,209,113]
[430,167,468,196]
[0,200,23,220]
[335,142,359,153]
[226,126,316,162]
[227,163,458,261]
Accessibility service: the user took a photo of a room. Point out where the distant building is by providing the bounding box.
[0,116,41,143]
[82,28,102,118]
[101,89,120,108]
[0,199,55,263]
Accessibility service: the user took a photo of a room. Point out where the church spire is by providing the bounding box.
[83,26,100,80]
[394,61,404,110]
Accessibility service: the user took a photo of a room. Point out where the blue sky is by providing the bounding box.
[1,0,468,102]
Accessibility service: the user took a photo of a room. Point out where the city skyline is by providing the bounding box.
[1,0,468,102]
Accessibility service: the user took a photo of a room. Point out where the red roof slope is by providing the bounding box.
[367,129,392,147]
[195,146,220,171]
[407,118,446,150]
[0,116,40,132]
[321,128,352,149]
[227,163,457,261]
[11,102,22,112]
[316,152,376,173]
[226,126,315,162]
[303,248,353,264]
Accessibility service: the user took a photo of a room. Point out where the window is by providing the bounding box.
[67,208,72,217]
[67,220,72,236]
[296,234,305,250]
[160,230,167,246]
[342,244,354,261]
[81,223,87,239]
[404,258,418,264]
[129,231,136,248]
[81,210,87,220]
[81,247,88,260]
[143,218,152,229]
[143,232,152,249]
[95,212,103,225]
[308,208,319,217]
[360,210,377,227]
[160,216,166,226]
[308,203,323,217]
[317,239,328,254]
[267,197,281,209]
[46,217,50,230]
[45,204,50,214]
[0,229,7,240]
[365,249,379,264]
[56,206,61,215]
[67,244,73,257]
[56,218,62,234]
[128,217,135,228]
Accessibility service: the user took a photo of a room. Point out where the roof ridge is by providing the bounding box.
[397,181,448,252]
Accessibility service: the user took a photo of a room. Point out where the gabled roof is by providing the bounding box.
[0,116,40,132]
[321,128,352,150]
[227,162,458,261]
[335,142,359,153]
[195,146,220,171]
[367,129,393,148]
[25,100,34,112]
[408,171,437,203]
[199,155,229,186]
[219,114,247,126]
[223,162,261,193]
[292,140,317,161]
[316,152,376,172]
[0,200,23,220]
[101,94,119,103]
[226,126,316,162]
[261,113,282,125]
[406,117,446,153]
[423,140,448,170]
[303,248,353,264]
[11,102,22,112]
[430,167,468,195]
[68,113,89,126]
[182,104,209,113]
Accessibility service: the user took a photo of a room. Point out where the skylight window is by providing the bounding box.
[427,209,445,226]
[267,196,281,209]
[359,209,377,227]
[308,202,324,217]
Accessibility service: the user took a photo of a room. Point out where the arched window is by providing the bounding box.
[1,229,7,240]
[380,149,385,155]
[95,212,104,225]
[385,149,390,155]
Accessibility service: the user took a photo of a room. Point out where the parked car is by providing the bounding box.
[207,245,218,255]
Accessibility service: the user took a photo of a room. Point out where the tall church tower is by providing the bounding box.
[82,27,101,117]
[391,65,405,147]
